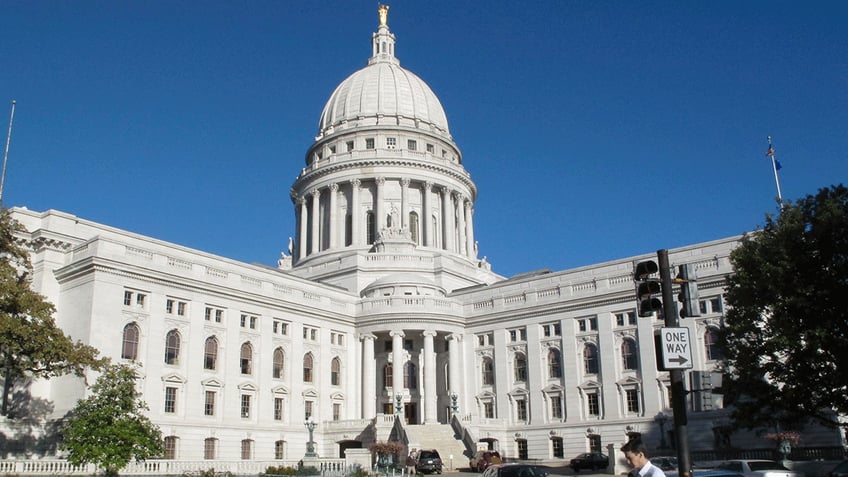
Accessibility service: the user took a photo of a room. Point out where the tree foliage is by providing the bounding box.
[721,184,848,430]
[0,208,105,416]
[62,364,163,476]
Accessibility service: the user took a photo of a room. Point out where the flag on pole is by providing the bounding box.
[765,145,775,157]
[775,160,782,171]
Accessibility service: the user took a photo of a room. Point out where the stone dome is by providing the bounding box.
[316,16,450,140]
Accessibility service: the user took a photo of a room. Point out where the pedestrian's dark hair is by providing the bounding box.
[620,438,648,456]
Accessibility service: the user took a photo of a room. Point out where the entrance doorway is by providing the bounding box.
[404,403,418,424]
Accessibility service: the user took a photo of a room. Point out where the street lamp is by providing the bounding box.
[655,412,670,450]
[395,394,403,415]
[304,415,318,458]
[449,392,459,415]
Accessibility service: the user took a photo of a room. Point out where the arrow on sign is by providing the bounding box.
[669,356,689,365]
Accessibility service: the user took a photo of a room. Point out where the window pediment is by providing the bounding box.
[202,378,223,388]
[579,379,601,389]
[508,387,529,397]
[303,388,319,398]
[238,382,257,392]
[162,373,186,384]
[271,385,289,395]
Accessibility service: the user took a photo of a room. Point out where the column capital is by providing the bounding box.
[297,197,306,206]
[401,178,411,188]
[445,333,463,342]
[351,178,361,189]
[423,181,433,192]
[311,188,321,198]
[375,176,386,186]
[422,330,438,338]
[359,333,377,342]
[389,330,405,339]
[329,183,339,192]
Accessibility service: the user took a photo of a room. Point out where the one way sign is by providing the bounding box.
[661,327,693,370]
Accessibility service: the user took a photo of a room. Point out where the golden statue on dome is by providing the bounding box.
[378,4,389,27]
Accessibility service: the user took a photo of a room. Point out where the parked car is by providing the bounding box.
[652,456,679,471]
[415,449,443,475]
[715,460,805,477]
[569,452,609,471]
[470,450,502,472]
[667,470,745,477]
[482,463,548,477]
[827,460,848,477]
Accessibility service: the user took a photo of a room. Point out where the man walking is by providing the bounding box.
[621,439,666,477]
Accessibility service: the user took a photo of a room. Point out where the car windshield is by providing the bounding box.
[748,462,788,471]
[419,451,439,459]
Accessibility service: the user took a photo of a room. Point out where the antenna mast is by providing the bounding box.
[0,100,16,203]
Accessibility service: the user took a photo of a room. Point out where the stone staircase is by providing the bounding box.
[404,424,470,471]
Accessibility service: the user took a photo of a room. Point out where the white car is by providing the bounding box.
[715,460,805,477]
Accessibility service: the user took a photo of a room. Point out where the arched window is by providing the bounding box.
[410,212,420,244]
[548,349,562,378]
[164,330,180,365]
[204,336,218,370]
[366,211,376,244]
[584,343,599,374]
[163,436,178,459]
[273,348,285,379]
[122,323,139,360]
[514,353,527,382]
[240,342,253,375]
[622,339,638,370]
[404,361,417,389]
[331,357,341,386]
[383,364,393,388]
[705,328,724,361]
[481,357,494,385]
[303,353,314,383]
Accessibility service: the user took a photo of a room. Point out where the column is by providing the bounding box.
[441,187,454,252]
[423,331,438,423]
[310,189,321,254]
[447,334,461,395]
[298,197,308,259]
[351,179,361,246]
[423,182,433,247]
[391,330,405,397]
[361,333,376,418]
[466,202,476,258]
[329,183,339,249]
[401,178,410,228]
[375,177,386,234]
[456,194,467,255]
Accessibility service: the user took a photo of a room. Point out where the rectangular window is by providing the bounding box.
[124,291,133,306]
[273,319,289,335]
[204,391,215,416]
[205,307,212,321]
[275,441,285,459]
[484,402,494,419]
[274,397,284,421]
[250,316,257,329]
[552,437,564,458]
[579,320,587,332]
[305,401,314,420]
[241,314,258,329]
[164,387,177,413]
[166,299,174,314]
[590,318,598,330]
[407,139,417,151]
[204,438,216,460]
[136,293,146,307]
[710,297,723,313]
[626,389,640,413]
[478,335,486,346]
[333,403,341,421]
[588,393,600,416]
[386,137,396,149]
[517,439,528,460]
[215,309,223,323]
[516,400,527,421]
[241,394,251,418]
[426,143,434,153]
[551,396,563,419]
[365,138,375,149]
[509,330,517,342]
[241,439,252,460]
[177,302,186,316]
[329,145,336,154]
[346,140,354,152]
[310,329,317,340]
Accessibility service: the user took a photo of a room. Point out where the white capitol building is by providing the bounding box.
[7,5,843,468]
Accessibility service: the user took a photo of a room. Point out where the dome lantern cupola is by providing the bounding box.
[370,4,399,66]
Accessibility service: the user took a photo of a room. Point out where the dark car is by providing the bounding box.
[827,460,848,477]
[482,464,548,477]
[570,452,609,471]
[653,456,679,471]
[416,449,443,475]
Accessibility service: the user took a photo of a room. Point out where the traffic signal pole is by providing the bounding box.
[657,249,692,477]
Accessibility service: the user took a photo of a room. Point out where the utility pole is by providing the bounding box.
[657,249,692,477]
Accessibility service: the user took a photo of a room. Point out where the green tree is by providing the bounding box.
[62,364,163,476]
[721,184,848,431]
[0,208,105,416]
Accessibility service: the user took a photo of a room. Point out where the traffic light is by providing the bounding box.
[676,264,701,318]
[634,260,662,317]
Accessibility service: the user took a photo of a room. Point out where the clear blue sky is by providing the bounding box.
[2,1,846,278]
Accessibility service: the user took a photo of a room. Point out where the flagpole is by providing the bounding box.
[767,135,783,204]
[0,100,16,204]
